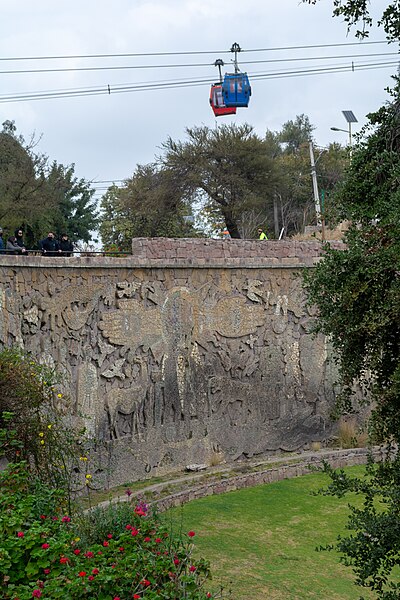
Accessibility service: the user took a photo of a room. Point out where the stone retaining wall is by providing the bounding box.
[154,448,381,512]
[0,239,347,485]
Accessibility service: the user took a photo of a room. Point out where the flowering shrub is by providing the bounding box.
[2,475,216,599]
[0,352,225,599]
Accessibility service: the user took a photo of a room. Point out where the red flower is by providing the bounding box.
[40,515,46,520]
[188,530,195,538]
[155,537,162,543]
[144,537,151,542]
[103,540,109,547]
[92,568,99,575]
[88,575,94,581]
[41,543,50,549]
[114,597,121,600]
[173,559,180,565]
[44,569,50,575]
[133,596,141,599]
[59,556,69,564]
[62,516,71,523]
[131,528,139,536]
[207,594,212,598]
[84,551,94,558]
[119,547,125,552]
[78,571,86,577]
[141,579,151,587]
[17,532,24,538]
[74,549,81,555]
[107,533,113,539]
[189,565,196,572]
[125,524,132,530]
[135,508,146,517]
[52,516,58,521]
[32,591,42,598]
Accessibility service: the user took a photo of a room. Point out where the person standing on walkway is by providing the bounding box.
[59,233,74,256]
[14,228,27,252]
[257,227,268,240]
[40,232,59,256]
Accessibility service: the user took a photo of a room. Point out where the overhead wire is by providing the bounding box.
[0,51,397,75]
[0,58,397,104]
[0,39,390,62]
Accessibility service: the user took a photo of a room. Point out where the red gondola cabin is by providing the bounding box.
[210,84,237,117]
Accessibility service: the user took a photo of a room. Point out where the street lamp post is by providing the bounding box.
[331,110,358,151]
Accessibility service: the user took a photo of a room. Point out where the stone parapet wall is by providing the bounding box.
[131,238,346,267]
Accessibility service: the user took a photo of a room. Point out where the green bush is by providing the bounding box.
[0,351,222,599]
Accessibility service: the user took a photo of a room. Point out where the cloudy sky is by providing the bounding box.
[0,0,395,203]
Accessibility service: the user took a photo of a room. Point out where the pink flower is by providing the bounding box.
[144,537,151,542]
[125,524,132,530]
[62,516,71,523]
[32,591,42,598]
[155,537,162,543]
[17,531,24,538]
[103,540,109,547]
[44,568,50,575]
[74,549,81,555]
[189,565,196,572]
[188,530,195,538]
[107,533,113,539]
[92,568,99,575]
[41,543,50,549]
[52,516,58,521]
[88,576,94,581]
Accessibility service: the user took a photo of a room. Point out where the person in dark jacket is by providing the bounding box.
[14,229,27,252]
[40,232,59,256]
[0,228,4,252]
[59,233,74,256]
[7,236,26,255]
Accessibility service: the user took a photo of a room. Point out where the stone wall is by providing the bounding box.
[0,239,344,486]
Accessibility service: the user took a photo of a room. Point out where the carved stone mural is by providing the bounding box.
[0,247,340,486]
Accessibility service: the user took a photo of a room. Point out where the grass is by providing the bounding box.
[162,466,374,600]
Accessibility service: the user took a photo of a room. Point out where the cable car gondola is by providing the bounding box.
[209,83,237,117]
[222,73,251,108]
[221,43,252,108]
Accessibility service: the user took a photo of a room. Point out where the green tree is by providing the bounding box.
[303,0,400,40]
[45,161,98,243]
[0,121,53,245]
[160,123,279,238]
[99,163,201,250]
[0,121,98,247]
[304,83,400,598]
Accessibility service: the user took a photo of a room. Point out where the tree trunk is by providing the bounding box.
[223,211,241,238]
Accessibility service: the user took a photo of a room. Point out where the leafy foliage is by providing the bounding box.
[0,121,98,247]
[100,164,201,250]
[302,0,400,41]
[304,83,400,598]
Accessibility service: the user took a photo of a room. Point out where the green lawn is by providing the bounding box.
[163,467,374,600]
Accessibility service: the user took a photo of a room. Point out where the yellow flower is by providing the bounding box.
[79,456,88,462]
[74,537,80,542]
[85,474,92,479]
[40,440,45,446]
[39,432,44,438]
[57,393,63,398]
[47,424,52,430]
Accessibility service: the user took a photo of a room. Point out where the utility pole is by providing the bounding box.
[309,140,325,240]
